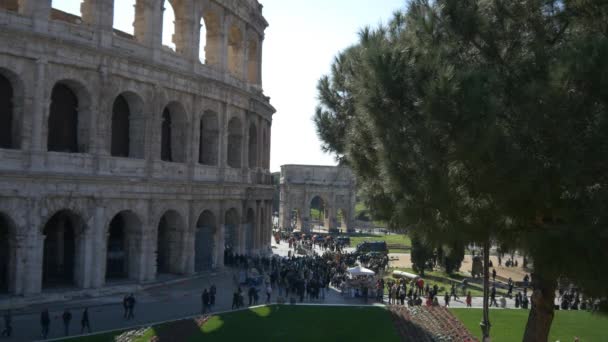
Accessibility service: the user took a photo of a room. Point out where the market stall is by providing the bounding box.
[342,266,377,298]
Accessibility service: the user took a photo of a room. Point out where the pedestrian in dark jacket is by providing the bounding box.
[126,293,136,320]
[1,310,11,337]
[81,308,91,334]
[40,309,50,339]
[62,309,72,336]
[202,289,210,314]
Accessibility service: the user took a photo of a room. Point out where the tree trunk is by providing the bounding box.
[480,240,491,341]
[522,274,556,342]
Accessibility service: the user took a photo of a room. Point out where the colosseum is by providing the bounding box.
[0,0,274,297]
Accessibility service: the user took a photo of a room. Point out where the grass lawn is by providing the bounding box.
[451,308,608,342]
[350,233,411,252]
[65,305,400,342]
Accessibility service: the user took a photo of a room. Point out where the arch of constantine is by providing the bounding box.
[279,165,356,233]
[0,0,274,296]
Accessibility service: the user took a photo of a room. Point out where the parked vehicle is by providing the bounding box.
[356,241,388,255]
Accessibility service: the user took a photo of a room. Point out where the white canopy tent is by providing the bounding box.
[347,265,375,277]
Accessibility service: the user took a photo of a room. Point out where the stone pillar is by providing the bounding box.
[140,226,157,281]
[257,37,264,86]
[19,0,51,32]
[216,201,225,268]
[134,0,163,60]
[218,12,229,72]
[90,206,107,288]
[255,200,261,253]
[173,3,199,62]
[218,102,227,181]
[265,201,272,250]
[29,58,47,172]
[81,0,115,47]
[12,231,42,295]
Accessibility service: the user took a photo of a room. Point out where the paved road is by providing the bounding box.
[0,240,525,341]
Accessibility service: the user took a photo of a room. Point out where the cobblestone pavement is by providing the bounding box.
[0,240,527,341]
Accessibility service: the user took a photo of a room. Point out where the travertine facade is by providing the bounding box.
[279,165,356,233]
[0,0,274,296]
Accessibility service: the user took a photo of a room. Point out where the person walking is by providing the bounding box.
[80,308,91,334]
[126,293,136,320]
[266,284,272,304]
[466,291,472,307]
[62,309,72,336]
[444,292,450,307]
[201,289,210,314]
[40,309,50,339]
[1,310,12,337]
[489,286,498,307]
[492,269,497,283]
[122,295,129,319]
[209,284,217,308]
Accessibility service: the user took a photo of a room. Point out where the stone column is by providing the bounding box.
[90,206,107,288]
[134,0,163,60]
[173,3,199,62]
[81,0,115,47]
[255,200,261,253]
[29,58,47,171]
[218,102,227,181]
[218,12,229,72]
[12,231,41,295]
[257,37,264,86]
[216,201,225,268]
[19,0,52,32]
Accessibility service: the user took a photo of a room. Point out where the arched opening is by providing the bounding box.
[227,25,243,78]
[0,0,19,11]
[162,0,176,51]
[0,214,13,293]
[199,17,207,63]
[113,0,136,35]
[224,208,240,254]
[111,95,130,157]
[262,127,268,169]
[246,208,255,253]
[48,83,81,153]
[248,123,257,168]
[156,210,184,276]
[111,92,145,158]
[43,210,85,288]
[160,103,187,163]
[227,117,242,168]
[201,11,221,67]
[106,211,141,281]
[195,210,216,272]
[0,73,14,149]
[199,111,218,165]
[337,208,348,232]
[247,38,258,84]
[310,196,328,231]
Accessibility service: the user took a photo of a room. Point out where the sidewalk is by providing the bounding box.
[0,240,526,341]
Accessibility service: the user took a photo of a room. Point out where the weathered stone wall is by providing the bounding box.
[278,165,356,233]
[0,0,274,296]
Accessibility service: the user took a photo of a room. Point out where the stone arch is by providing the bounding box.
[105,210,142,281]
[0,68,23,149]
[162,0,177,51]
[337,208,349,232]
[156,209,186,275]
[47,80,92,153]
[227,117,242,168]
[309,195,329,231]
[199,110,218,165]
[42,209,87,288]
[224,208,240,253]
[245,208,255,253]
[247,37,259,84]
[227,24,244,78]
[0,212,16,293]
[248,122,257,168]
[201,10,221,66]
[195,210,216,272]
[160,102,187,163]
[111,92,145,158]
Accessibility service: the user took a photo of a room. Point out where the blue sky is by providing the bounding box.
[52,0,407,171]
